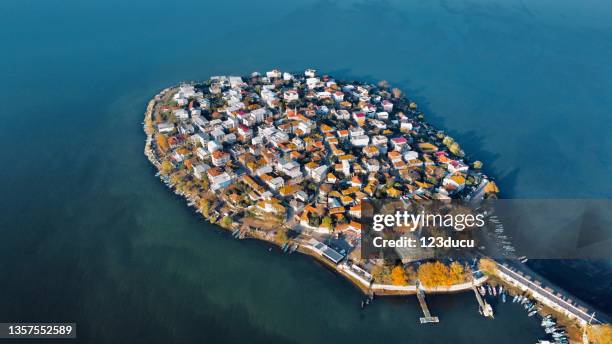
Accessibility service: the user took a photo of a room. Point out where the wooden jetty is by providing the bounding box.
[472,285,494,318]
[417,285,439,324]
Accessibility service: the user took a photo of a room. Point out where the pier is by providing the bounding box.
[472,285,494,318]
[417,283,439,324]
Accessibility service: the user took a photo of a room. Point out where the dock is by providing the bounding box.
[472,285,494,318]
[417,285,439,324]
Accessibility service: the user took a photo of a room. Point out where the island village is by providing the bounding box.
[143,69,608,343]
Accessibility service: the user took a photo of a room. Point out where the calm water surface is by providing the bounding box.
[1,0,611,342]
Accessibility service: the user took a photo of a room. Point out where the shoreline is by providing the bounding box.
[142,85,487,297]
[142,79,605,342]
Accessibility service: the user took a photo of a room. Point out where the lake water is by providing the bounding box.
[1,0,611,342]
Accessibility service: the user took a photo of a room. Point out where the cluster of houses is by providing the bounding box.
[152,69,499,260]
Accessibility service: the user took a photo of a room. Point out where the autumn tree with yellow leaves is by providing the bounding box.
[418,261,467,288]
[586,324,612,344]
[391,265,408,286]
[156,133,169,153]
[478,258,497,275]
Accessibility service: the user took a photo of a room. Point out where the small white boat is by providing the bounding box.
[479,286,486,296]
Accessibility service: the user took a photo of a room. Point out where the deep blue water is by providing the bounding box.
[1,0,611,342]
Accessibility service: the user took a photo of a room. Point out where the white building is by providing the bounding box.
[283,90,299,102]
[157,122,174,134]
[305,69,316,78]
[351,135,369,147]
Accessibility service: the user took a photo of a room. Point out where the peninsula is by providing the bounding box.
[143,70,609,343]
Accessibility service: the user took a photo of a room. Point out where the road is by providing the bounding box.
[496,262,602,325]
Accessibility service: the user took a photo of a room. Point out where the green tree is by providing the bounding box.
[221,216,233,228]
[275,229,288,244]
[321,216,333,230]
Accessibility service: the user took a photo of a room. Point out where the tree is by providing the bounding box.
[309,214,321,227]
[478,258,497,275]
[371,264,391,284]
[391,265,408,286]
[275,229,288,244]
[586,324,612,344]
[418,261,466,288]
[198,199,210,217]
[321,216,333,230]
[221,216,232,228]
[160,160,173,175]
[449,261,465,283]
[156,133,169,153]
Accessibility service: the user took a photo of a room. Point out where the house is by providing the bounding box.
[335,109,350,120]
[207,167,232,191]
[211,151,230,166]
[157,122,175,134]
[307,238,344,264]
[388,150,402,163]
[332,91,344,102]
[207,140,222,153]
[174,108,189,121]
[443,174,466,192]
[311,165,328,183]
[377,111,389,120]
[193,164,210,179]
[366,159,380,172]
[362,145,379,158]
[257,198,286,216]
[400,121,413,132]
[196,147,209,160]
[350,135,369,147]
[327,173,338,183]
[295,190,309,203]
[191,132,209,147]
[382,99,394,112]
[237,124,252,138]
[266,69,282,78]
[283,90,299,102]
[305,69,316,78]
[349,127,365,137]
[229,76,244,88]
[261,175,284,191]
[372,135,388,147]
[403,150,419,162]
[350,175,362,188]
[391,137,408,150]
[316,91,331,99]
[211,128,225,142]
[283,72,294,81]
[352,112,366,124]
[223,133,236,143]
[306,77,320,89]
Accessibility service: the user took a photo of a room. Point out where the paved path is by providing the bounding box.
[497,263,600,325]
